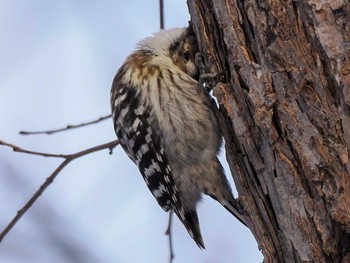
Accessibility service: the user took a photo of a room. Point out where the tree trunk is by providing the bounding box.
[187,0,350,262]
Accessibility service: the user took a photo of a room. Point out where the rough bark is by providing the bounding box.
[187,0,350,262]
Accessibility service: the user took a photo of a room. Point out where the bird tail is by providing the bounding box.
[175,209,205,249]
[221,199,247,227]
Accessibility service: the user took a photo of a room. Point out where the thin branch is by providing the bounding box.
[159,0,164,30]
[0,140,69,158]
[165,212,174,263]
[0,139,119,243]
[19,114,111,135]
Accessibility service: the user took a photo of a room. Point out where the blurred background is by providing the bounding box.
[0,1,262,262]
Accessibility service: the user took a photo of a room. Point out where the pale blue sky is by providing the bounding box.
[0,1,262,262]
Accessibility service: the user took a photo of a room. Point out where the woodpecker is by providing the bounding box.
[110,25,245,248]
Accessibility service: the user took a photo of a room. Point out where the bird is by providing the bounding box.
[110,25,245,248]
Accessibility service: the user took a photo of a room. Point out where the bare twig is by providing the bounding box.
[19,114,111,135]
[0,140,69,158]
[0,139,119,243]
[165,212,174,263]
[159,0,164,30]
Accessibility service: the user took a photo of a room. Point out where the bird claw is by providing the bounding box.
[195,52,219,92]
[199,73,219,92]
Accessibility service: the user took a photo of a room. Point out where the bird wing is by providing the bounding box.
[111,79,205,248]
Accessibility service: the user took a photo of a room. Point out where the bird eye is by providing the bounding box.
[183,51,190,62]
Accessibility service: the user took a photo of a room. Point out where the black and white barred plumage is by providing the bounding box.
[111,26,245,248]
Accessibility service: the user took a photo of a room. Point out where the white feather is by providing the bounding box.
[137,28,186,56]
